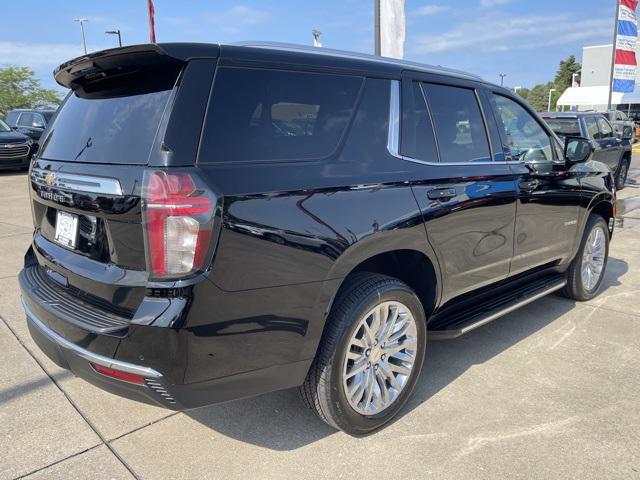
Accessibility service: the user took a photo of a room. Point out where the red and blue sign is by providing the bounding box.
[613,0,639,93]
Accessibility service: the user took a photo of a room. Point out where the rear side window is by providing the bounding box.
[200,68,362,163]
[5,111,19,126]
[400,81,437,161]
[17,113,35,127]
[422,84,491,163]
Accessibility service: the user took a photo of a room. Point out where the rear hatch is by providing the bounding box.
[27,44,219,321]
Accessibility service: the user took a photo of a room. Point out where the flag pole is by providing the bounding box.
[147,0,156,43]
[374,0,381,56]
[608,0,621,110]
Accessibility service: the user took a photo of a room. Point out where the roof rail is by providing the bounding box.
[232,41,484,82]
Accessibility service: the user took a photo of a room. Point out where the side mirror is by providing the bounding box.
[622,126,633,140]
[564,137,593,165]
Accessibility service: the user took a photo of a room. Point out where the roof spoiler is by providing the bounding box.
[54,43,220,89]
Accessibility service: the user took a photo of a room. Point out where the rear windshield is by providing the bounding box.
[39,68,178,165]
[199,68,363,163]
[544,118,580,138]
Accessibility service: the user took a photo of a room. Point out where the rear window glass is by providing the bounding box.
[543,118,581,138]
[401,81,438,161]
[422,83,491,163]
[200,68,363,163]
[38,66,178,165]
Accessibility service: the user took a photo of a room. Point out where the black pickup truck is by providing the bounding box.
[542,112,632,190]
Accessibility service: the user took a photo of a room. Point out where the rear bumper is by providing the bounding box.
[22,297,180,409]
[19,262,315,410]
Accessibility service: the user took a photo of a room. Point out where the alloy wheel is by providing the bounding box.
[581,226,606,291]
[342,301,418,415]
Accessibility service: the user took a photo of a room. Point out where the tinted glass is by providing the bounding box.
[422,84,491,163]
[543,118,580,138]
[492,94,553,162]
[400,81,437,161]
[0,119,10,132]
[39,89,172,164]
[42,112,54,123]
[584,116,599,139]
[596,116,613,138]
[17,113,35,127]
[5,111,19,126]
[201,68,362,163]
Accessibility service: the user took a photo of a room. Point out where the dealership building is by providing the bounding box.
[557,43,640,115]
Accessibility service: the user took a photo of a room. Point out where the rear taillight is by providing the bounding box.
[142,170,216,279]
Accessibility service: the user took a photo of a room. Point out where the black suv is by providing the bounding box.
[19,43,615,435]
[0,118,34,170]
[542,112,632,190]
[5,108,56,145]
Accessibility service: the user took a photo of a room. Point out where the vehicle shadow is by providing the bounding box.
[187,258,627,451]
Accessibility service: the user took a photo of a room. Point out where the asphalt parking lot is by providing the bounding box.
[1,158,640,480]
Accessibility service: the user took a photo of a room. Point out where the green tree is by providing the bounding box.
[553,55,581,93]
[0,66,61,117]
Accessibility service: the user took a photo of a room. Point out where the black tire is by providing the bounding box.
[300,273,427,435]
[616,157,629,190]
[561,214,609,301]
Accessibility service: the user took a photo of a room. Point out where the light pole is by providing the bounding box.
[105,29,122,47]
[548,88,557,112]
[73,18,88,54]
[499,73,507,86]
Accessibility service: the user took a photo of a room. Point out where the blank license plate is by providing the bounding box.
[54,211,79,249]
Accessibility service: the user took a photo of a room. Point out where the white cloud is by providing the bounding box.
[409,13,611,55]
[0,42,97,68]
[206,5,271,34]
[413,5,449,16]
[480,0,512,7]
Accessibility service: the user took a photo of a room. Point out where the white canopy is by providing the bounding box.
[557,85,640,106]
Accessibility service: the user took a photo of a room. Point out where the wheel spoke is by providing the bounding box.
[342,300,418,416]
[388,361,412,376]
[346,358,368,379]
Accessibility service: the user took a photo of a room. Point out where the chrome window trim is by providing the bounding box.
[30,168,124,196]
[21,297,162,379]
[387,80,523,167]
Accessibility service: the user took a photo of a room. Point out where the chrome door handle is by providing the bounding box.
[427,188,456,201]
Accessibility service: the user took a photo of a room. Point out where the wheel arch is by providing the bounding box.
[323,246,441,328]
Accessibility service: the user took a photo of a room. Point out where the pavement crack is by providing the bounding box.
[0,313,141,480]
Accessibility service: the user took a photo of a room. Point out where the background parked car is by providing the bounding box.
[4,108,56,147]
[604,109,636,142]
[0,118,34,170]
[542,111,632,189]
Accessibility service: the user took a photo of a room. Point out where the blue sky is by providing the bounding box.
[1,0,616,91]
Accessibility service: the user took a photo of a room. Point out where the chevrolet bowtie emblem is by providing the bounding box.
[44,173,57,186]
[3,144,15,149]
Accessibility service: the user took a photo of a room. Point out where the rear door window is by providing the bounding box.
[199,68,363,163]
[400,81,438,161]
[422,83,491,163]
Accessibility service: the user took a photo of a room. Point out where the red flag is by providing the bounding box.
[147,0,156,43]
